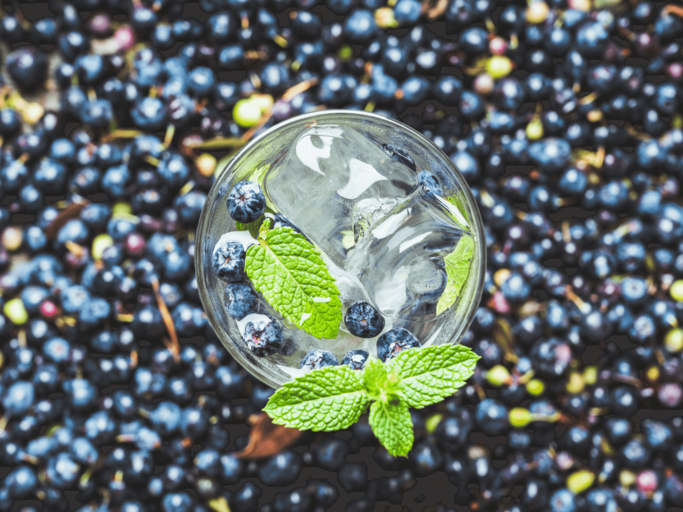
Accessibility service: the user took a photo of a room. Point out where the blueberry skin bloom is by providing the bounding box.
[300,349,339,371]
[341,349,369,371]
[227,181,266,223]
[377,328,420,362]
[212,241,246,282]
[243,316,283,357]
[344,301,385,338]
[223,282,259,320]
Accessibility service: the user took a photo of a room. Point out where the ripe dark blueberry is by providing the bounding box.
[227,181,266,223]
[59,31,90,62]
[223,281,259,320]
[272,213,305,235]
[341,349,369,370]
[418,171,443,199]
[0,108,21,136]
[2,381,35,417]
[409,440,443,476]
[475,398,509,436]
[212,240,246,282]
[307,479,340,507]
[381,143,416,171]
[343,10,377,44]
[344,301,385,338]
[300,349,339,370]
[131,97,168,131]
[376,328,420,362]
[6,47,48,91]
[243,315,283,357]
[157,152,190,189]
[231,481,263,512]
[258,451,302,486]
[79,99,114,129]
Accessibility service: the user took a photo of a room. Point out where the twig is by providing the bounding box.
[152,276,180,361]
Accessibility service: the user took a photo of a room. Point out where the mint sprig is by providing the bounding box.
[264,365,369,431]
[245,220,342,339]
[436,235,475,316]
[264,344,479,457]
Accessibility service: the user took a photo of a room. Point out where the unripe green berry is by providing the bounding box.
[233,99,263,128]
[486,365,510,386]
[670,280,683,302]
[509,407,533,428]
[665,328,683,354]
[4,298,28,325]
[526,379,545,396]
[567,470,595,494]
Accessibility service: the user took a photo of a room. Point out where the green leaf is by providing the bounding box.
[436,235,475,316]
[249,163,270,189]
[389,344,480,409]
[235,216,264,239]
[245,226,342,339]
[264,365,370,431]
[369,400,413,457]
[363,357,402,403]
[437,192,470,230]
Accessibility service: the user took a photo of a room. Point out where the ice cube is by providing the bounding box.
[352,197,404,242]
[406,259,447,302]
[337,158,388,200]
[265,125,418,268]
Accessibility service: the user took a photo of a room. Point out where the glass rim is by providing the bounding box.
[195,109,487,389]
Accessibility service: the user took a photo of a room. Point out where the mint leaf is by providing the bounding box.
[235,216,263,239]
[436,192,470,230]
[246,226,342,339]
[436,235,475,316]
[369,400,413,457]
[264,365,369,431]
[389,344,480,408]
[363,357,402,403]
[249,163,270,188]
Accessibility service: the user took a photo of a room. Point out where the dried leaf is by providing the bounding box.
[236,413,304,460]
[493,318,518,363]
[45,200,89,240]
[152,277,180,360]
[281,78,318,102]
[422,0,449,19]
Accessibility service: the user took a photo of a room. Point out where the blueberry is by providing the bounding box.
[6,46,48,91]
[2,381,35,417]
[272,213,304,234]
[344,301,385,338]
[224,281,259,320]
[227,181,266,223]
[376,328,420,362]
[243,315,283,357]
[381,143,416,171]
[300,349,339,370]
[257,451,302,486]
[341,349,369,370]
[418,170,444,199]
[212,240,246,282]
[5,465,38,498]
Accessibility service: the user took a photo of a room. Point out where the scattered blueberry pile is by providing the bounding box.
[0,0,683,511]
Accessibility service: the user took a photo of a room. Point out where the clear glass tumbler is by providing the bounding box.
[195,110,486,388]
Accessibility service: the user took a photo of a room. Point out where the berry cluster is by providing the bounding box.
[0,0,681,510]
